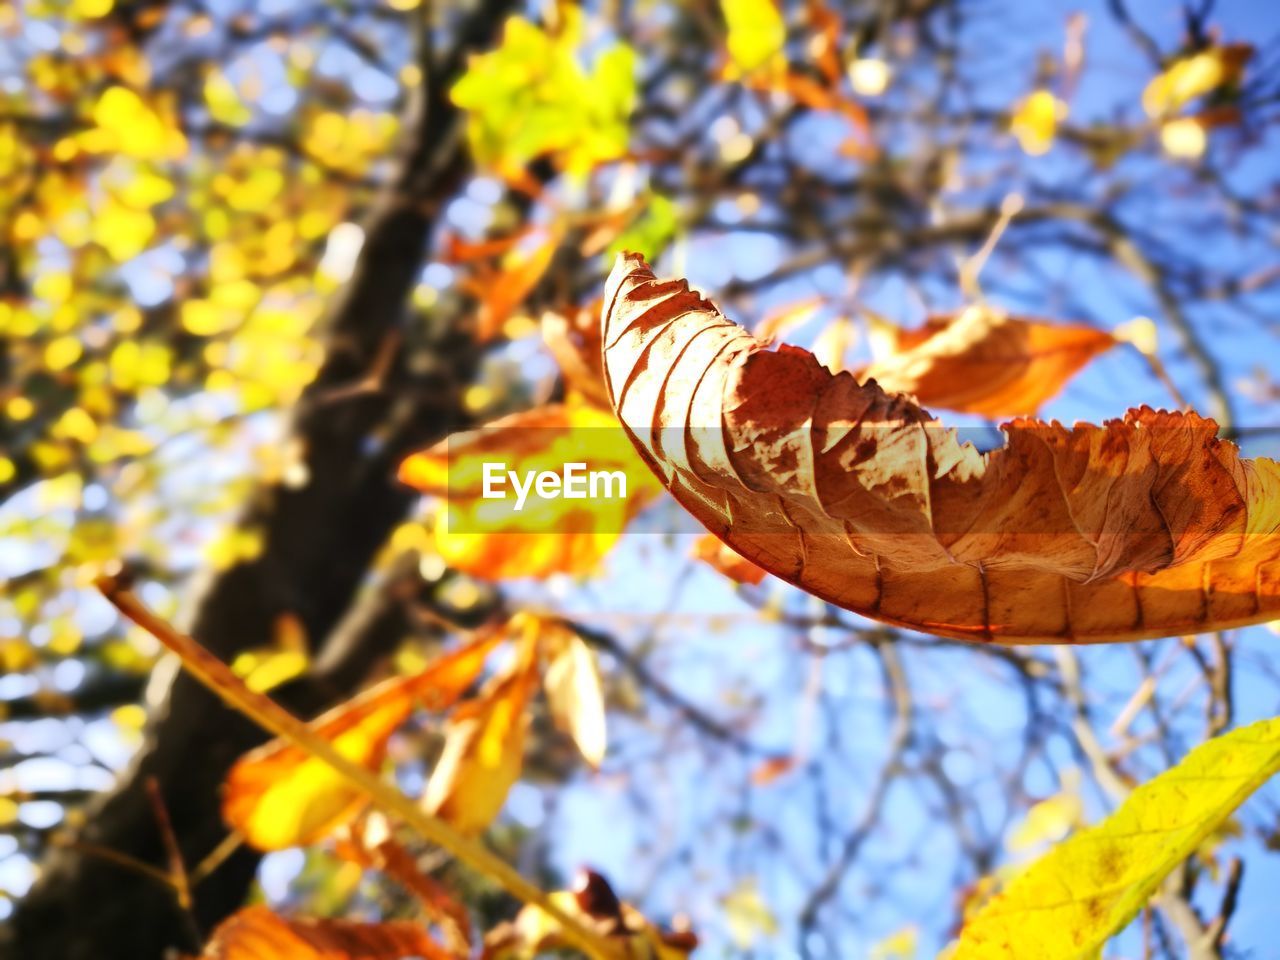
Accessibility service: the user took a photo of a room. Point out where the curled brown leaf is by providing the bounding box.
[602,253,1280,644]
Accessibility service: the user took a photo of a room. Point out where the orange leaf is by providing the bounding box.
[443,227,535,264]
[423,648,540,835]
[196,905,453,960]
[602,253,1280,644]
[858,306,1118,417]
[692,533,767,586]
[223,631,503,850]
[751,755,797,785]
[398,403,663,580]
[471,227,560,343]
[541,300,609,409]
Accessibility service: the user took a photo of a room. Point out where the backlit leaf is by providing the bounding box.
[223,631,502,849]
[1009,90,1063,156]
[422,646,539,835]
[720,0,787,81]
[602,253,1280,643]
[954,715,1280,959]
[197,905,452,960]
[88,86,187,160]
[540,622,607,768]
[450,8,635,177]
[1142,44,1252,118]
[858,306,1118,417]
[692,533,767,586]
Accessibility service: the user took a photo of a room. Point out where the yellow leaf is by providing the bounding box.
[870,925,918,960]
[44,335,83,371]
[1005,784,1083,853]
[722,877,778,949]
[720,0,787,80]
[230,648,310,694]
[204,68,252,126]
[89,86,186,160]
[73,0,114,17]
[0,638,38,673]
[224,630,503,849]
[33,270,72,303]
[423,649,539,835]
[1142,44,1252,118]
[204,527,264,571]
[1009,90,1063,156]
[540,622,607,768]
[450,8,635,177]
[52,407,98,445]
[181,298,240,337]
[116,168,174,208]
[955,715,1280,959]
[91,195,155,261]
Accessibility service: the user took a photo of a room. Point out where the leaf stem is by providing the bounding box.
[95,573,621,960]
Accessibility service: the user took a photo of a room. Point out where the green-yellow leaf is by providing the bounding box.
[450,8,635,177]
[955,715,1280,959]
[720,0,786,79]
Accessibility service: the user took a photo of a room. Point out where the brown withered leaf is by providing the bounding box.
[692,533,767,586]
[482,869,696,960]
[223,630,503,850]
[858,305,1118,417]
[195,905,453,960]
[602,253,1280,644]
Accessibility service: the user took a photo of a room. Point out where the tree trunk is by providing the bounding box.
[3,5,514,957]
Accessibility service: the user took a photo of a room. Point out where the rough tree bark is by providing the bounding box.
[3,4,516,957]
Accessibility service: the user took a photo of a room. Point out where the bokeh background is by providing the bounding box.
[1,0,1279,957]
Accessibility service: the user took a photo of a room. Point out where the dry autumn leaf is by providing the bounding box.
[483,869,696,960]
[692,533,767,586]
[194,905,453,960]
[954,715,1280,959]
[453,226,563,342]
[398,403,663,580]
[602,253,1280,644]
[223,630,502,850]
[540,621,608,769]
[858,305,1119,417]
[422,646,540,835]
[541,301,609,409]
